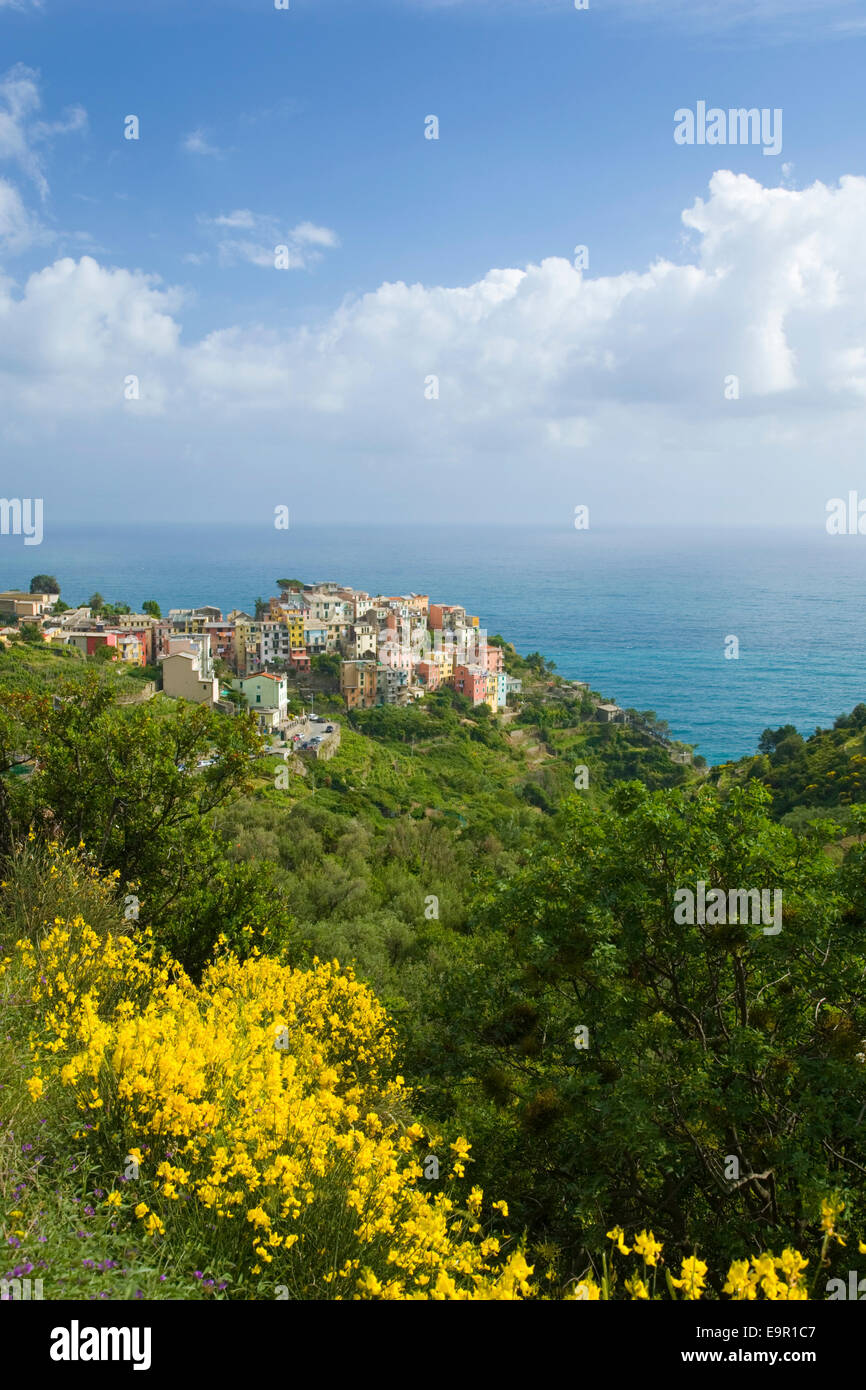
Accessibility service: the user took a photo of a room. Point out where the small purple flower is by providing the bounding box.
[83,1206,95,1217]
[7,1237,20,1249]
[193,1270,203,1279]
[83,1258,95,1269]
[159,1274,167,1282]
[21,1142,32,1152]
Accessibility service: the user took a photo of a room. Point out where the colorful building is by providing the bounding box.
[341,659,377,709]
[453,663,499,710]
[65,631,119,659]
[417,659,441,691]
[160,634,219,706]
[231,672,288,730]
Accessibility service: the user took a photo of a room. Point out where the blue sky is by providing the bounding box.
[1,0,866,525]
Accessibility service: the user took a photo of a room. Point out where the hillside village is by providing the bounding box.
[0,579,536,715]
[0,582,706,794]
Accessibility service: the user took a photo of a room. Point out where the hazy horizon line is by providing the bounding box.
[15,519,839,531]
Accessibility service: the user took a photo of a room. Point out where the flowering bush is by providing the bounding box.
[4,900,532,1299]
[3,847,862,1301]
[565,1209,866,1301]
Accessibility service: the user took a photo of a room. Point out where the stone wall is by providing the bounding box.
[298,726,341,761]
[117,680,156,705]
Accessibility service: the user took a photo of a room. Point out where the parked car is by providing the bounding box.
[325,725,334,733]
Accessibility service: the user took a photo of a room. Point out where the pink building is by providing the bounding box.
[104,628,149,665]
[417,660,441,691]
[482,643,504,674]
[453,664,486,704]
[67,631,118,659]
[105,630,147,665]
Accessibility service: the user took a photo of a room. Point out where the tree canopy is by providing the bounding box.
[30,574,60,595]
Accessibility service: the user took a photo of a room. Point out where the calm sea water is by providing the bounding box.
[4,522,864,767]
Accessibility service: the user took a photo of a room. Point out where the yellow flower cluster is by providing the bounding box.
[8,917,159,1063]
[9,913,532,1300]
[722,1250,809,1301]
[6,853,861,1303]
[820,1196,846,1246]
[575,1226,815,1301]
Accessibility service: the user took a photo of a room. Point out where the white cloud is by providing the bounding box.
[34,106,88,141]
[0,65,86,200]
[182,128,221,157]
[0,65,46,196]
[293,221,340,248]
[0,175,50,253]
[211,209,256,230]
[198,209,339,270]
[5,172,866,523]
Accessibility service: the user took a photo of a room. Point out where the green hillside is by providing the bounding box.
[1,647,863,1300]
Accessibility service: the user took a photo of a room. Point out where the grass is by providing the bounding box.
[0,644,152,696]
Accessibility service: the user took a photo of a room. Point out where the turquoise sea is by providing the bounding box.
[3,522,864,767]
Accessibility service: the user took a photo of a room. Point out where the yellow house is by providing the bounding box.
[233,620,263,676]
[432,648,454,680]
[285,611,304,647]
